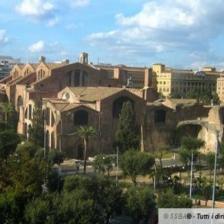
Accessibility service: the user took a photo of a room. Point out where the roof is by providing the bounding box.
[164,98,197,109]
[68,87,124,102]
[45,63,66,70]
[17,64,25,69]
[45,98,96,112]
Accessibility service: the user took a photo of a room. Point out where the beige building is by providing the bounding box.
[153,64,219,97]
[216,75,224,102]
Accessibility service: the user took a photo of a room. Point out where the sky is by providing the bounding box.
[1,0,224,68]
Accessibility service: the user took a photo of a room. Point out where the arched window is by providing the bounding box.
[82,71,88,86]
[51,132,55,149]
[46,131,49,150]
[25,108,28,119]
[154,109,166,124]
[74,110,88,126]
[112,97,134,118]
[67,71,72,86]
[28,104,32,120]
[51,112,55,126]
[62,92,70,101]
[74,70,80,86]
[37,69,45,80]
[220,108,224,124]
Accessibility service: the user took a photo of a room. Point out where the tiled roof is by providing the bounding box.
[45,98,95,112]
[45,63,66,70]
[68,87,124,102]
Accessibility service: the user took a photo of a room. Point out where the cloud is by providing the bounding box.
[28,40,45,53]
[87,0,224,66]
[16,0,54,18]
[16,0,58,26]
[15,0,90,26]
[47,17,59,27]
[0,30,8,45]
[70,0,90,7]
[28,40,67,59]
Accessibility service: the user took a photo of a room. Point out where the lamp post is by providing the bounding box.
[189,150,194,199]
[212,131,219,208]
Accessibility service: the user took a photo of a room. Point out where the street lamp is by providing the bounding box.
[212,130,220,208]
[189,150,194,199]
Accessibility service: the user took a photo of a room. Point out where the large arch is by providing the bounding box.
[112,96,134,118]
[73,110,89,126]
[176,120,219,154]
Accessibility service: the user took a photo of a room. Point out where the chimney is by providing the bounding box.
[39,56,46,63]
[79,52,88,64]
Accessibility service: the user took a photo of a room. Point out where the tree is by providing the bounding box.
[158,190,192,208]
[76,126,96,174]
[62,175,124,223]
[0,102,13,130]
[29,104,44,147]
[93,154,105,174]
[48,149,64,165]
[0,130,20,161]
[205,152,215,181]
[124,186,156,223]
[93,154,114,176]
[120,150,155,185]
[180,137,204,196]
[114,101,140,153]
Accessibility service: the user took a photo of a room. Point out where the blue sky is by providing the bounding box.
[1,0,224,68]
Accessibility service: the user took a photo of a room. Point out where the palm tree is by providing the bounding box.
[76,126,96,174]
[181,136,204,199]
[0,102,13,129]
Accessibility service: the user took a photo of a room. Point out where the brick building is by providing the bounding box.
[0,53,223,157]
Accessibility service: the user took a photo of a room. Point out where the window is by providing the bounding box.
[51,112,55,126]
[82,71,88,86]
[113,97,134,118]
[74,110,89,126]
[67,71,72,86]
[154,109,166,124]
[51,132,55,149]
[74,70,80,86]
[62,92,70,100]
[28,104,32,120]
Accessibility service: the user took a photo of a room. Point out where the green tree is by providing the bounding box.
[93,154,105,174]
[62,175,123,223]
[0,130,20,161]
[205,152,215,181]
[93,154,114,176]
[158,190,192,208]
[48,149,64,165]
[0,102,14,130]
[120,150,155,185]
[29,104,44,147]
[124,186,156,223]
[76,126,96,174]
[115,101,140,153]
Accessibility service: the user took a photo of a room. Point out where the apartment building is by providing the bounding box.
[153,64,220,97]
